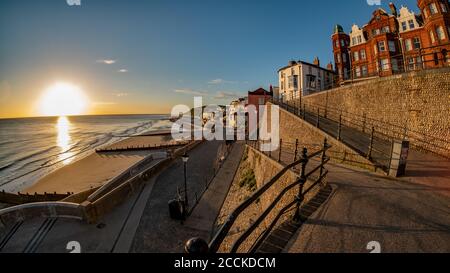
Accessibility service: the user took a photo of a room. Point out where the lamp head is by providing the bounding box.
[182,153,189,163]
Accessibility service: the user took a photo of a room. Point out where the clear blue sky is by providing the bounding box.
[0,0,419,117]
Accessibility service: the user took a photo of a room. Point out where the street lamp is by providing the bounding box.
[182,153,189,211]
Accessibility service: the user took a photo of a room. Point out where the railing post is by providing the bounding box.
[278,139,282,163]
[362,113,366,133]
[320,139,328,178]
[303,104,306,119]
[293,139,299,162]
[367,127,375,159]
[294,148,308,222]
[337,115,342,141]
[316,108,320,128]
[269,143,272,158]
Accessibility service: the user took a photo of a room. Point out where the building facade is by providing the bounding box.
[278,58,335,105]
[332,0,450,84]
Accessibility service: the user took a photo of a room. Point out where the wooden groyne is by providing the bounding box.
[0,190,72,205]
[95,142,188,153]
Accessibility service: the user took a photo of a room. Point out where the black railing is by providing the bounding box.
[185,139,331,253]
[277,97,450,159]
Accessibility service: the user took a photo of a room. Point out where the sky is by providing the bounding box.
[0,0,419,118]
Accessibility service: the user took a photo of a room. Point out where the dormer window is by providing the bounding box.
[430,3,438,15]
[357,35,362,43]
[408,20,415,29]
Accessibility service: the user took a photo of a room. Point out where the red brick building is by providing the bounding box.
[332,0,450,84]
[247,87,273,109]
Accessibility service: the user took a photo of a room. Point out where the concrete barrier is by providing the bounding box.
[0,202,83,227]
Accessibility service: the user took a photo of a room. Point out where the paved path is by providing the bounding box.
[129,140,221,253]
[250,140,450,253]
[284,162,450,253]
[276,101,450,175]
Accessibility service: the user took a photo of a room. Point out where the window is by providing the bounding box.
[436,26,446,41]
[374,44,378,55]
[360,49,366,60]
[362,65,368,76]
[430,30,436,43]
[358,35,362,44]
[408,20,415,30]
[372,29,380,36]
[402,21,407,31]
[336,54,341,63]
[405,39,413,51]
[430,3,438,15]
[288,75,298,89]
[335,40,339,48]
[343,53,347,62]
[355,66,361,77]
[378,41,386,52]
[352,37,357,45]
[381,59,390,71]
[441,3,448,13]
[391,59,399,71]
[306,75,316,89]
[341,40,345,47]
[407,57,415,70]
[389,41,396,52]
[413,37,421,49]
[382,26,390,33]
[353,51,359,61]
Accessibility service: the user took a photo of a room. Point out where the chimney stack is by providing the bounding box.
[327,62,334,71]
[389,2,398,17]
[313,57,320,67]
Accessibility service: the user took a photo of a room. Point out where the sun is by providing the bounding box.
[38,82,89,116]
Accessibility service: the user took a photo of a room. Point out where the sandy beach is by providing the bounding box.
[25,132,176,195]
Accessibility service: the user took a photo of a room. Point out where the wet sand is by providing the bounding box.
[25,133,175,194]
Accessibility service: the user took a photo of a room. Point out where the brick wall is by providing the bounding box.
[302,67,450,158]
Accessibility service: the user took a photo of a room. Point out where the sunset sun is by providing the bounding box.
[38,82,89,117]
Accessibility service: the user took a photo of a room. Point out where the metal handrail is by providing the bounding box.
[205,139,331,253]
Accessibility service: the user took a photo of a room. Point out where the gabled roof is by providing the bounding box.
[248,88,272,96]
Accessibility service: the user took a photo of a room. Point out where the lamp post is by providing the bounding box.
[182,153,189,210]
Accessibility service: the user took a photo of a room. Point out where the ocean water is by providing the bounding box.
[0,115,172,193]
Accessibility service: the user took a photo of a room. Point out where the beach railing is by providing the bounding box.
[87,154,155,202]
[185,139,331,253]
[0,202,83,228]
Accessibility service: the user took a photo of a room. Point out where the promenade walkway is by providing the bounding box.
[275,101,450,177]
[130,141,244,253]
[284,161,450,253]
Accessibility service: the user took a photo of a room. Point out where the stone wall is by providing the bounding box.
[301,67,450,158]
[268,103,384,173]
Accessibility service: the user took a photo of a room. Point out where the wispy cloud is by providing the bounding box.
[114,92,130,97]
[118,69,128,73]
[96,59,117,65]
[214,91,240,100]
[174,89,209,96]
[208,78,238,85]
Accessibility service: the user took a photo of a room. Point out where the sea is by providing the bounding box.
[0,115,172,193]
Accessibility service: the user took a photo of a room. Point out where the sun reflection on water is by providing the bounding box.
[57,116,74,165]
